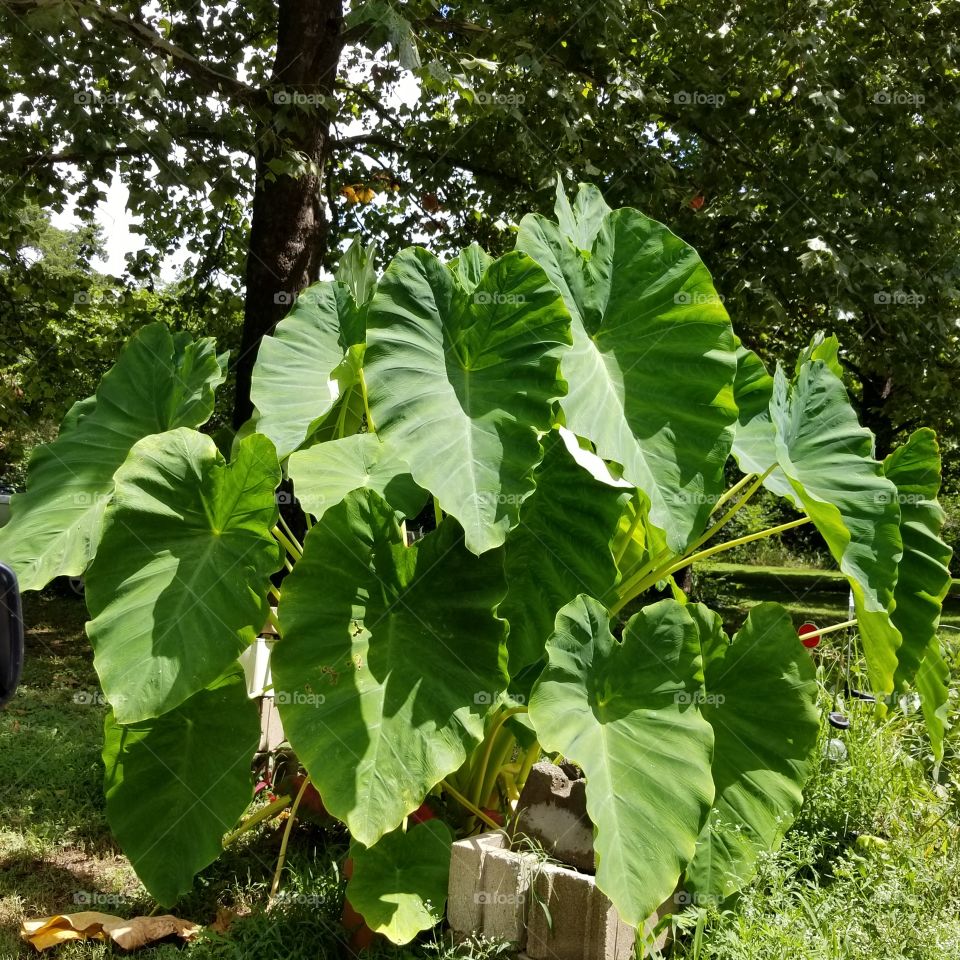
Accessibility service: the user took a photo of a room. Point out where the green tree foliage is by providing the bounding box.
[0,207,242,483]
[2,1,956,449]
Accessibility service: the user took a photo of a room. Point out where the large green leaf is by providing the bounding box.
[249,281,365,460]
[769,362,903,694]
[528,596,714,927]
[917,640,952,763]
[102,670,259,906]
[553,175,612,250]
[364,247,571,555]
[336,237,378,306]
[729,338,792,496]
[883,429,953,690]
[85,429,282,723]
[796,331,843,379]
[347,820,453,944]
[517,198,738,553]
[881,429,953,757]
[500,429,623,675]
[287,433,426,521]
[448,243,494,292]
[273,490,507,846]
[732,334,843,500]
[0,324,224,591]
[684,603,819,901]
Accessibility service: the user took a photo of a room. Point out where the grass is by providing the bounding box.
[3,592,959,960]
[0,593,352,959]
[0,593,507,960]
[669,644,960,960]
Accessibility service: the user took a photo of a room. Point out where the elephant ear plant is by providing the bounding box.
[0,181,952,939]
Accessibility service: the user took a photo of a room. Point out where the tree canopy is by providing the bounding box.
[2,0,957,467]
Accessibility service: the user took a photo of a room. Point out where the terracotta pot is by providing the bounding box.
[341,857,378,951]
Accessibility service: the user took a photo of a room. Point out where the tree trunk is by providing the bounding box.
[232,0,344,428]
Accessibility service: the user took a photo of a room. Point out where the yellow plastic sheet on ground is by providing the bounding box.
[22,911,201,951]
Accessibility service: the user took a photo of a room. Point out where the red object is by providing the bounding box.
[342,857,379,951]
[409,802,436,825]
[798,621,820,648]
[689,194,705,210]
[482,808,505,827]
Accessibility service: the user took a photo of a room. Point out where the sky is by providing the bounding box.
[51,175,190,280]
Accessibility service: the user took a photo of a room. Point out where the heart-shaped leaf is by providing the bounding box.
[102,670,259,906]
[364,247,571,554]
[0,324,224,591]
[882,429,953,757]
[500,429,623,675]
[347,820,453,944]
[250,281,365,459]
[684,603,819,901]
[273,490,507,846]
[883,429,953,689]
[86,429,282,723]
[287,433,426,521]
[517,197,738,553]
[529,596,714,927]
[769,362,903,693]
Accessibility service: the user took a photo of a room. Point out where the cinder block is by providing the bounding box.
[447,832,507,938]
[526,862,636,960]
[448,834,667,960]
[513,762,594,873]
[478,843,537,944]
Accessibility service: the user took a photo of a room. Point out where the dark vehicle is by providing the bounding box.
[0,563,23,708]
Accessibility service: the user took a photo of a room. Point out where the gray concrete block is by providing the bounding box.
[447,832,507,939]
[478,843,537,944]
[448,833,667,960]
[526,861,637,960]
[513,762,595,874]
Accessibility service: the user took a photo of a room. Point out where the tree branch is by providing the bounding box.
[328,132,530,191]
[21,127,228,170]
[5,0,269,109]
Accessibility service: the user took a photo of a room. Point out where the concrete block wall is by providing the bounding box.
[448,833,668,960]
